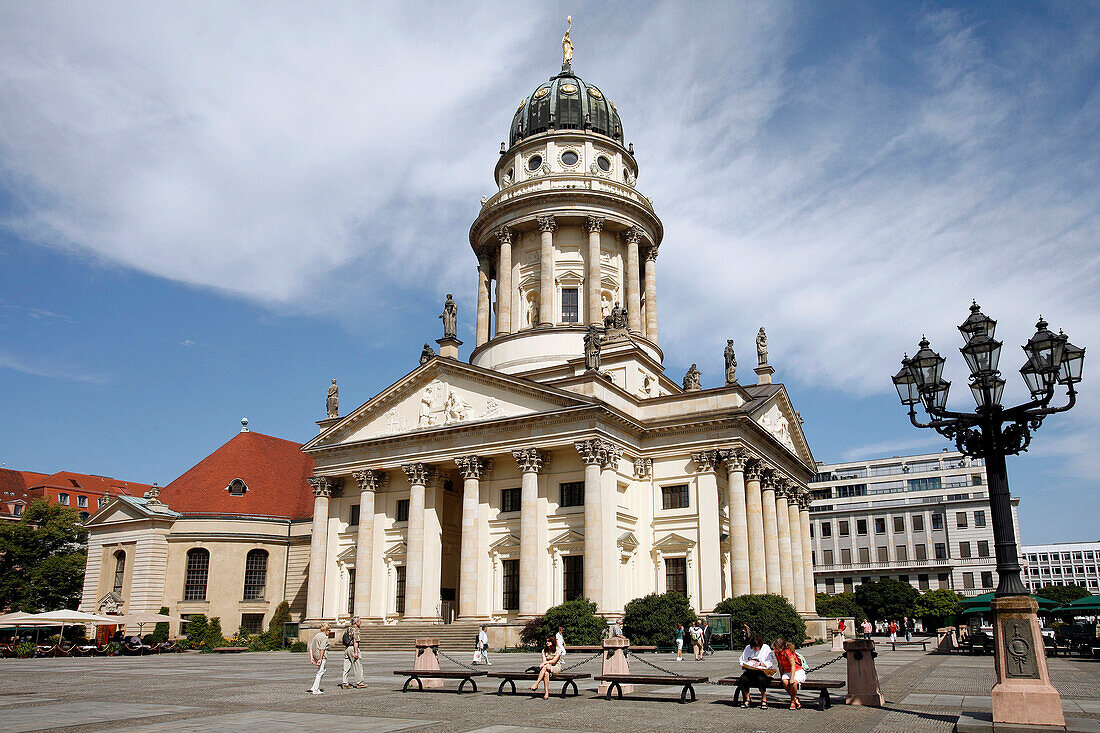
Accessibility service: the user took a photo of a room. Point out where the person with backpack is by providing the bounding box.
[339,617,365,689]
[474,624,492,666]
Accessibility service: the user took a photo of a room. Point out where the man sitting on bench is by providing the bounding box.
[529,636,563,700]
[737,634,777,708]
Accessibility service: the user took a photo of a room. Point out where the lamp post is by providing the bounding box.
[892,302,1083,728]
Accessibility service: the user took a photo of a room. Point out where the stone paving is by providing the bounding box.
[0,639,1097,732]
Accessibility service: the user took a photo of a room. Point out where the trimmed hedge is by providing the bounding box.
[714,594,806,646]
[622,591,697,646]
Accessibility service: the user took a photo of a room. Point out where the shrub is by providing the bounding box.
[203,617,226,650]
[519,616,544,648]
[714,594,806,647]
[151,607,170,643]
[248,634,273,652]
[16,641,35,658]
[912,588,961,628]
[263,601,291,649]
[855,578,920,623]
[289,640,307,653]
[142,634,155,645]
[1035,584,1091,606]
[185,614,210,647]
[520,597,607,647]
[816,592,866,623]
[622,591,697,646]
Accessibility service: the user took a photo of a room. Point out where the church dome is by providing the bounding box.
[509,65,624,146]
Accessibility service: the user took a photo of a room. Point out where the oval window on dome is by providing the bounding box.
[527,155,543,172]
[560,83,578,94]
[534,87,550,99]
[517,98,526,110]
[561,151,579,166]
[596,155,611,172]
[587,87,603,99]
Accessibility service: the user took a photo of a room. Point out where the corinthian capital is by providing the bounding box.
[512,448,547,473]
[352,469,388,493]
[454,456,491,480]
[401,462,436,486]
[644,244,659,262]
[691,450,721,473]
[633,457,652,479]
[584,215,604,234]
[619,226,643,245]
[574,438,621,467]
[719,448,749,472]
[536,215,557,233]
[496,226,514,246]
[308,476,341,497]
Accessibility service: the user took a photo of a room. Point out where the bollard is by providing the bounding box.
[831,631,845,652]
[843,639,884,706]
[598,637,633,695]
[413,637,442,688]
[935,626,956,654]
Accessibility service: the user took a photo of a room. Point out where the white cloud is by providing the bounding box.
[0,350,106,384]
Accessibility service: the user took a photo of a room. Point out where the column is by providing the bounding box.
[536,215,556,327]
[643,244,658,343]
[776,483,795,603]
[305,476,336,620]
[600,443,623,613]
[401,463,434,621]
[575,439,607,611]
[476,253,491,346]
[621,227,642,334]
[787,485,807,613]
[513,448,546,617]
[585,216,604,324]
[761,470,782,595]
[721,449,751,597]
[745,462,766,594]
[495,227,512,335]
[455,456,489,620]
[692,450,722,611]
[352,470,384,619]
[798,490,817,614]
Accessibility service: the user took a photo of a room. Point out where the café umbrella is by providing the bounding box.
[113,611,184,635]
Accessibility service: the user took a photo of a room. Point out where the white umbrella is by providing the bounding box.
[113,611,183,636]
[0,612,45,625]
[30,610,116,624]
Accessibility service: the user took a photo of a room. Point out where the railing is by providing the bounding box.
[481,173,655,212]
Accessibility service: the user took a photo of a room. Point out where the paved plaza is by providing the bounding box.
[1,641,1099,732]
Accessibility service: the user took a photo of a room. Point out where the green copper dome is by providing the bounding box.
[509,65,624,147]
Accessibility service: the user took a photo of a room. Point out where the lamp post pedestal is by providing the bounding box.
[990,595,1065,729]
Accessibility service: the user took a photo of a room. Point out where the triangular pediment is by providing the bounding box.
[383,542,406,558]
[549,529,584,546]
[618,532,639,549]
[748,388,814,467]
[305,359,592,450]
[337,545,357,563]
[653,532,695,549]
[489,534,520,550]
[85,496,179,526]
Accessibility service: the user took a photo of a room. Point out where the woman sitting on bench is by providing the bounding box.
[529,636,563,700]
[775,638,806,710]
[737,635,776,708]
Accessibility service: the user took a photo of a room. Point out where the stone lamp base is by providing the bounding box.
[991,596,1065,729]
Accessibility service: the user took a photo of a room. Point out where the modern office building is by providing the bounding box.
[809,449,1021,597]
[1022,541,1100,593]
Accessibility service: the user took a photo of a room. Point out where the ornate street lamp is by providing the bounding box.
[892,302,1084,727]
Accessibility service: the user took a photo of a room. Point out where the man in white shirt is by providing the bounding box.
[477,625,492,666]
[556,626,566,657]
[736,635,776,708]
[307,623,331,695]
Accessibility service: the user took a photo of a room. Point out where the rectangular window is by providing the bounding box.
[810,524,814,538]
[974,510,986,528]
[347,568,355,615]
[856,519,867,536]
[561,288,579,323]
[563,556,583,601]
[665,557,687,594]
[77,495,88,508]
[841,548,852,564]
[396,499,409,522]
[825,579,835,594]
[502,559,519,610]
[899,574,910,584]
[661,484,689,510]
[500,488,521,513]
[896,545,908,561]
[918,574,930,590]
[932,513,944,530]
[836,484,867,498]
[907,477,942,492]
[956,512,968,528]
[858,547,870,563]
[877,546,889,562]
[240,613,264,635]
[981,571,993,588]
[97,497,106,508]
[938,572,951,588]
[559,481,584,508]
[893,516,905,533]
[935,543,947,560]
[915,544,927,561]
[963,572,975,589]
[179,614,191,636]
[839,520,850,537]
[959,542,972,559]
[184,550,210,601]
[913,515,924,532]
[395,566,406,614]
[843,578,854,593]
[874,518,886,534]
[349,504,360,527]
[861,576,872,585]
[823,549,834,565]
[978,541,990,558]
[58,493,70,505]
[821,522,832,538]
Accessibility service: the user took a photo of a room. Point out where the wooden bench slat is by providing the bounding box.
[392,670,486,677]
[594,674,708,683]
[716,676,843,689]
[486,672,590,680]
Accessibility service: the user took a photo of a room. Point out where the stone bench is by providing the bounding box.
[487,671,590,698]
[716,675,844,711]
[887,640,929,651]
[593,673,708,704]
[393,669,485,694]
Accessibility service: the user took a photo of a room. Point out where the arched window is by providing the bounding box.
[112,551,126,594]
[243,549,268,600]
[184,548,210,601]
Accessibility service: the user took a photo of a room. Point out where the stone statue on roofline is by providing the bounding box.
[440,293,457,339]
[683,364,702,391]
[724,339,737,385]
[420,343,435,365]
[757,327,768,366]
[583,325,601,372]
[326,379,339,418]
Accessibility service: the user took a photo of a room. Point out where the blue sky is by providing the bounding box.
[1,2,1097,544]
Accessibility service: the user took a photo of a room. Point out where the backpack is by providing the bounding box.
[796,651,808,670]
[341,628,353,647]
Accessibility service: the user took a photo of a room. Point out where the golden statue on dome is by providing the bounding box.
[562,15,574,66]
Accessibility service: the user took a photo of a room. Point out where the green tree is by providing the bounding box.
[622,591,697,646]
[912,588,961,628]
[0,499,87,612]
[263,600,291,648]
[854,578,920,622]
[185,614,210,648]
[151,607,171,643]
[713,594,806,647]
[520,597,606,647]
[1035,584,1091,605]
[204,617,226,650]
[815,592,865,623]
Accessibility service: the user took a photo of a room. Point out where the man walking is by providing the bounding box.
[702,619,713,656]
[555,626,566,659]
[339,617,365,689]
[690,621,704,660]
[608,618,623,639]
[477,625,492,666]
[308,623,330,695]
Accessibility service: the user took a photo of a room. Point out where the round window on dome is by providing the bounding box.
[561,151,579,166]
[527,155,543,172]
[560,83,578,94]
[534,87,550,99]
[587,87,603,99]
[596,155,611,172]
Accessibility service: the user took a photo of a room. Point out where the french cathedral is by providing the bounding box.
[81,42,820,641]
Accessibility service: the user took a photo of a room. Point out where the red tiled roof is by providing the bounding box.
[0,468,32,506]
[26,471,149,497]
[159,431,315,521]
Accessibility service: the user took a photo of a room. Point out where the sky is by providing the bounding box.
[1,1,1097,544]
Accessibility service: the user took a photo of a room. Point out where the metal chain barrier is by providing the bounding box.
[438,649,480,672]
[561,650,602,672]
[805,653,845,673]
[625,649,690,677]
